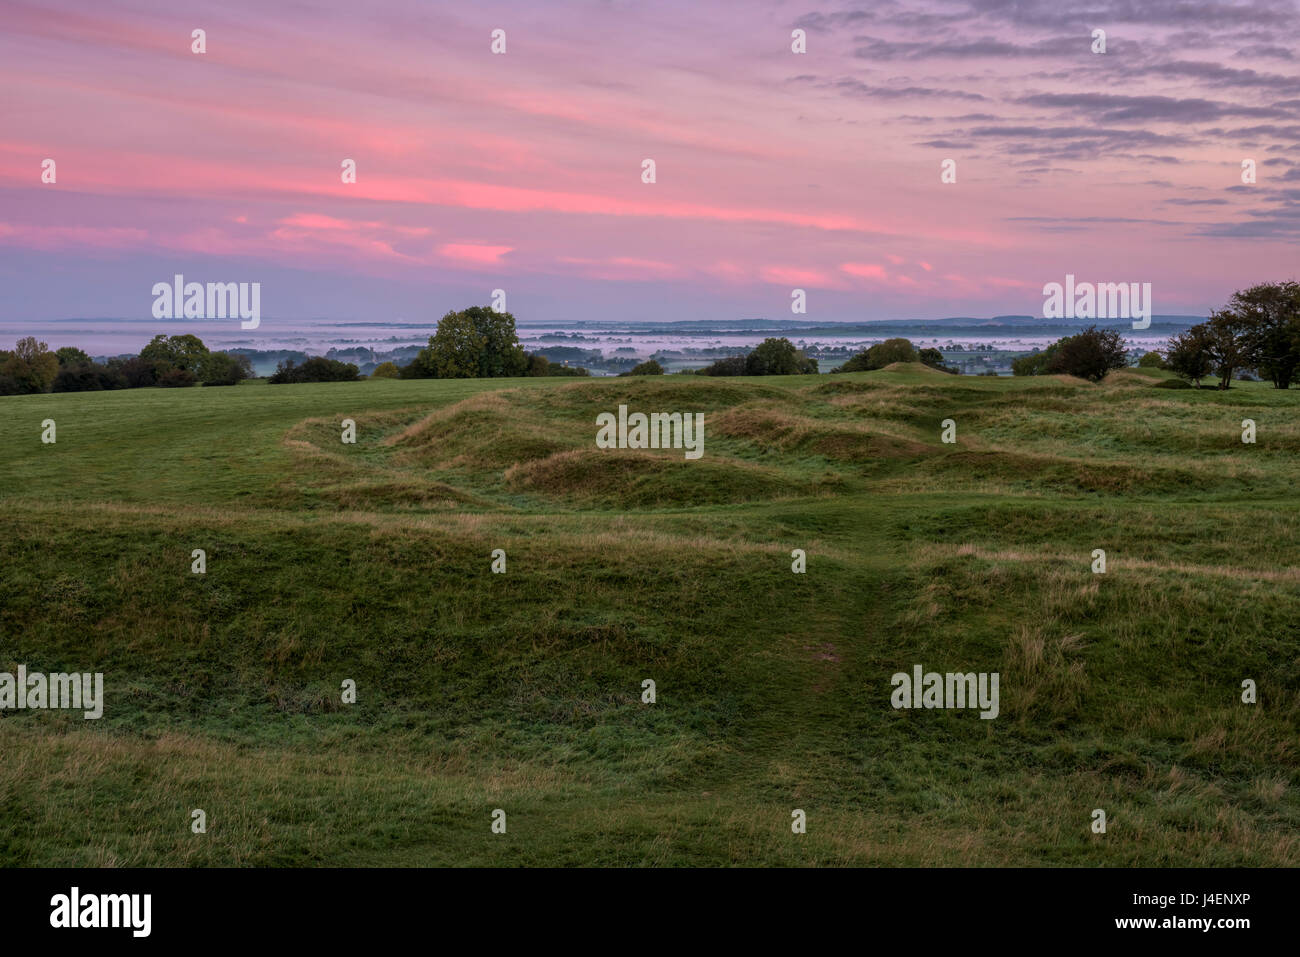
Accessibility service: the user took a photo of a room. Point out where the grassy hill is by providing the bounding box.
[1,366,1297,866]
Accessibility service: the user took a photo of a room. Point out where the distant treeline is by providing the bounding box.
[9,283,1294,393]
[0,308,598,395]
[0,334,252,395]
[1012,282,1300,388]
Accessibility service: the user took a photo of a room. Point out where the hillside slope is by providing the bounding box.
[0,368,1296,866]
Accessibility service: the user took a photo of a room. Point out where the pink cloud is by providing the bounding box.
[280,213,369,231]
[703,261,748,282]
[0,222,149,250]
[760,265,834,287]
[841,262,888,281]
[557,256,681,280]
[439,243,514,265]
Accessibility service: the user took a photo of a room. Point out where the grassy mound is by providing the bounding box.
[504,447,828,507]
[2,369,1297,866]
[388,393,577,470]
[711,406,932,462]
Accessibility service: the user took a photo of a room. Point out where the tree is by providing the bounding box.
[835,338,918,373]
[268,357,360,384]
[1043,326,1128,381]
[53,361,126,392]
[625,359,665,376]
[198,351,252,386]
[53,364,102,392]
[118,356,161,388]
[140,334,210,372]
[1225,281,1300,389]
[1165,326,1213,387]
[1202,311,1253,390]
[157,367,197,387]
[56,346,91,366]
[371,361,400,378]
[744,337,817,375]
[698,355,748,376]
[409,306,528,379]
[918,347,959,374]
[1011,344,1059,377]
[1,337,60,394]
[90,360,128,390]
[1137,350,1166,368]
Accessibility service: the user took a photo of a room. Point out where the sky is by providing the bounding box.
[1,0,1298,329]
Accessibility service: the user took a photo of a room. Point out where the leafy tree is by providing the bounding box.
[1137,350,1166,368]
[91,360,128,390]
[268,357,360,384]
[157,367,197,387]
[1227,281,1300,389]
[140,334,210,372]
[835,337,918,373]
[744,337,817,375]
[199,351,252,386]
[693,340,818,377]
[409,306,528,379]
[56,346,91,366]
[1202,311,1253,390]
[53,361,127,392]
[872,338,918,367]
[52,360,125,392]
[371,361,400,378]
[1165,326,1214,387]
[300,357,357,382]
[1,337,60,393]
[625,359,665,376]
[1011,345,1059,376]
[698,355,748,376]
[117,356,161,388]
[1043,326,1128,381]
[918,347,960,374]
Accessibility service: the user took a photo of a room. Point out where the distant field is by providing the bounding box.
[1,365,1297,866]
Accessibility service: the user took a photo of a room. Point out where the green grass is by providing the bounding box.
[1,367,1297,866]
